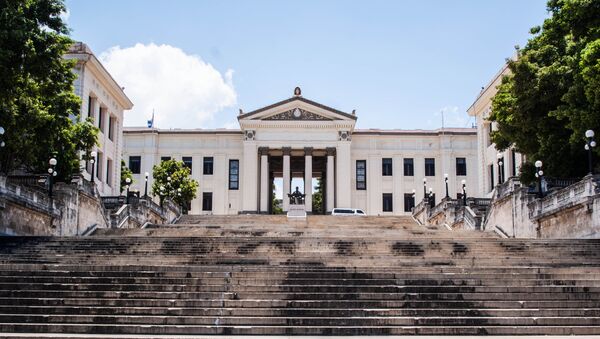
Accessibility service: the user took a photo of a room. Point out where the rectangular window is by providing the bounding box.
[356,160,366,190]
[425,158,435,176]
[108,116,115,141]
[456,157,467,176]
[403,158,414,176]
[106,158,113,187]
[487,123,493,146]
[489,164,495,192]
[382,193,393,212]
[96,152,103,182]
[511,149,517,177]
[98,107,104,132]
[404,193,415,212]
[203,157,214,175]
[229,159,239,190]
[161,156,171,163]
[87,96,94,118]
[129,156,141,174]
[382,158,393,176]
[202,192,213,211]
[183,157,193,173]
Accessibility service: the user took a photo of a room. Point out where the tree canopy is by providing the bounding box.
[151,160,199,208]
[0,0,98,180]
[490,0,600,182]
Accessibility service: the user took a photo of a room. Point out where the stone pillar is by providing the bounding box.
[259,147,269,213]
[304,147,313,213]
[336,142,352,209]
[241,143,258,213]
[282,147,291,212]
[326,147,336,213]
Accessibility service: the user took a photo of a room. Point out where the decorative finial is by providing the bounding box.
[239,109,243,115]
[352,109,356,115]
[294,87,301,97]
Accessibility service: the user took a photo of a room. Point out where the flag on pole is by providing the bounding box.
[147,109,154,128]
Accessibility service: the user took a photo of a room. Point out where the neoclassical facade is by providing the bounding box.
[124,89,479,215]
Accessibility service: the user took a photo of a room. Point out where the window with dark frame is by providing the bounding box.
[229,159,239,190]
[98,107,104,131]
[108,116,115,141]
[202,192,213,211]
[203,157,214,175]
[87,96,93,118]
[106,159,112,187]
[511,149,517,177]
[182,157,193,173]
[404,193,415,212]
[489,164,495,192]
[161,156,171,163]
[456,157,467,176]
[356,160,366,190]
[129,156,141,174]
[382,193,393,212]
[403,158,414,176]
[425,158,435,176]
[382,158,393,176]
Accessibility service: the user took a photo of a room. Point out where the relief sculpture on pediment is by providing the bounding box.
[263,108,332,121]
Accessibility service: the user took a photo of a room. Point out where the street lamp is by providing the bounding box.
[90,151,97,183]
[461,179,467,206]
[497,152,504,184]
[125,177,131,204]
[585,130,596,175]
[535,160,543,198]
[422,178,427,201]
[444,173,449,198]
[0,126,5,147]
[48,157,57,197]
[144,172,149,198]
[428,187,434,207]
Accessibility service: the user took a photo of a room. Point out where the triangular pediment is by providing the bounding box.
[237,96,357,122]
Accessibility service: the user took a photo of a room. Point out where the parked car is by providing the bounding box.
[331,208,367,216]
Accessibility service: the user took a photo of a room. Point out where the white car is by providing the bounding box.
[331,208,367,216]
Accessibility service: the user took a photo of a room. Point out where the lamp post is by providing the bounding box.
[422,178,427,201]
[0,126,5,148]
[90,151,97,183]
[125,177,131,204]
[428,188,435,207]
[144,172,149,198]
[461,179,467,206]
[585,130,596,175]
[497,152,504,184]
[48,157,57,197]
[535,160,544,198]
[444,173,449,198]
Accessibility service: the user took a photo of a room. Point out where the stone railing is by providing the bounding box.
[528,174,599,220]
[493,177,522,200]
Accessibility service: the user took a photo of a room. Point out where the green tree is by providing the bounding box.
[490,0,600,182]
[120,159,133,194]
[151,159,198,207]
[0,0,98,181]
[271,181,283,214]
[312,178,323,214]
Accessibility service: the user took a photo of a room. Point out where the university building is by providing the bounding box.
[65,42,134,196]
[123,88,479,215]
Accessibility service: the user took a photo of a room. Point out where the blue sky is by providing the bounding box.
[65,0,549,130]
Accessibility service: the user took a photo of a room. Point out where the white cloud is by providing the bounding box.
[60,9,70,23]
[223,120,239,129]
[431,105,470,128]
[100,43,237,128]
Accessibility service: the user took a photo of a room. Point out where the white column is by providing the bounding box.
[241,142,258,213]
[304,147,313,213]
[259,147,269,213]
[282,147,291,212]
[326,147,335,213]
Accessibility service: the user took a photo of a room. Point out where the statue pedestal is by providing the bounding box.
[287,204,306,219]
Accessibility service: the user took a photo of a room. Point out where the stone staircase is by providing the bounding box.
[0,215,599,336]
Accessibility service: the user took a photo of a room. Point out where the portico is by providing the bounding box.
[238,88,356,215]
